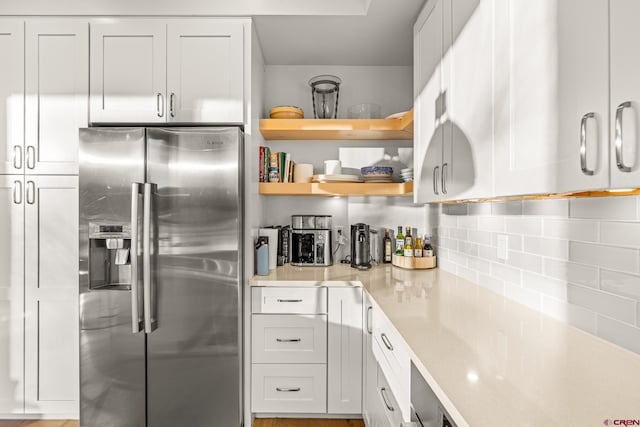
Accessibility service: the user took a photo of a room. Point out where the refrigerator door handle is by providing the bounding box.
[143,182,158,333]
[131,183,144,333]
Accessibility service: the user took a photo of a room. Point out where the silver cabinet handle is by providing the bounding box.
[13,146,22,169]
[441,162,448,194]
[143,183,157,333]
[580,112,596,176]
[13,180,22,204]
[615,101,633,172]
[130,183,144,333]
[276,338,301,342]
[26,180,35,205]
[366,306,373,334]
[276,387,301,392]
[170,92,175,118]
[380,333,394,351]
[380,387,394,412]
[433,166,440,195]
[156,93,164,118]
[277,299,303,303]
[26,145,35,170]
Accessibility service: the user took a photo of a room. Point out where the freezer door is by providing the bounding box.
[79,128,146,427]
[145,127,242,427]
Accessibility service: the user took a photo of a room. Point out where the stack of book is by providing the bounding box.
[259,146,295,183]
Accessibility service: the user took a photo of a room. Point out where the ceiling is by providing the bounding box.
[254,0,427,66]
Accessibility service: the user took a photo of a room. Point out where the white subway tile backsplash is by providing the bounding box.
[569,242,639,274]
[478,245,499,262]
[478,274,505,295]
[523,199,569,217]
[570,196,637,220]
[600,269,640,301]
[458,241,479,257]
[492,233,522,251]
[522,272,567,300]
[567,284,637,325]
[443,203,469,215]
[439,237,458,251]
[438,227,449,238]
[505,284,542,311]
[449,251,468,266]
[491,262,522,285]
[468,229,493,245]
[440,214,458,227]
[505,217,543,236]
[469,257,491,274]
[543,218,598,242]
[478,216,505,232]
[492,201,523,215]
[524,236,569,260]
[438,258,457,274]
[541,296,597,334]
[458,216,478,230]
[596,315,640,354]
[543,259,598,288]
[450,228,468,240]
[506,251,543,273]
[600,222,640,247]
[469,202,492,215]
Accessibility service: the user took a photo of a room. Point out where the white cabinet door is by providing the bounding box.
[493,0,609,196]
[25,20,88,175]
[90,21,166,123]
[610,0,640,189]
[414,0,444,203]
[327,287,363,414]
[0,20,24,175]
[0,176,24,414]
[446,0,494,200]
[167,20,244,123]
[24,176,78,415]
[362,297,377,426]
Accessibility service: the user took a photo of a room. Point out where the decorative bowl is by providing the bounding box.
[360,166,393,179]
[269,106,304,119]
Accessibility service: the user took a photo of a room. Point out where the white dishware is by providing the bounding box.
[324,160,342,175]
[312,174,363,183]
[294,163,314,183]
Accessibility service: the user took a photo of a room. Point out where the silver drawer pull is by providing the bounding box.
[276,387,301,392]
[580,112,596,176]
[615,101,633,172]
[366,306,373,334]
[277,299,303,303]
[276,338,301,343]
[380,387,394,412]
[381,333,394,351]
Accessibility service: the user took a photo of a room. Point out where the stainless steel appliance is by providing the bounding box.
[290,215,333,266]
[351,223,371,269]
[79,127,243,427]
[410,362,457,427]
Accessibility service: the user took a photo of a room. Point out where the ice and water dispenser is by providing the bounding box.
[88,223,132,290]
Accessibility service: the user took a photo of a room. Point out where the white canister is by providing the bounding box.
[294,163,314,183]
[324,160,342,175]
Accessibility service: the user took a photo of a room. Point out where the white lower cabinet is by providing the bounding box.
[250,286,363,417]
[0,176,79,416]
[251,364,327,413]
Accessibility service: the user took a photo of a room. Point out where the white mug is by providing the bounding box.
[324,160,342,175]
[294,163,314,183]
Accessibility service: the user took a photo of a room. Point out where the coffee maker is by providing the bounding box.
[351,223,371,270]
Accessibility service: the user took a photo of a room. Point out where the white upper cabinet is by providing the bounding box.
[167,21,244,123]
[25,20,88,175]
[610,0,640,189]
[414,0,493,203]
[0,20,24,175]
[90,19,245,124]
[90,21,167,123]
[493,0,609,197]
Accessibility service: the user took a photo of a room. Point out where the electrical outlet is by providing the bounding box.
[334,226,346,245]
[335,226,343,237]
[497,234,508,261]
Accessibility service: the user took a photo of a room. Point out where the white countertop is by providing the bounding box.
[251,264,640,427]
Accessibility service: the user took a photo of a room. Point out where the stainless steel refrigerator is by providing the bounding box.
[78,127,243,427]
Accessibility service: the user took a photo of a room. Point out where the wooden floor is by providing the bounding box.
[0,420,362,427]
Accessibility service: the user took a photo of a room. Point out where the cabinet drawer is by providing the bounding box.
[252,314,327,364]
[251,363,327,413]
[377,366,404,427]
[372,306,410,419]
[252,287,327,314]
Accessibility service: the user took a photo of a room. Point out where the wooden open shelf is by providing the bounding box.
[259,181,413,197]
[259,109,413,140]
